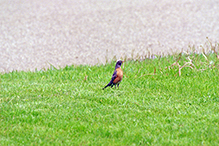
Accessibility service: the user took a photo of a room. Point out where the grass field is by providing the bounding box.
[1,53,219,145]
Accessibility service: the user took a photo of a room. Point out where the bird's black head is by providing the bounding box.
[115,60,124,69]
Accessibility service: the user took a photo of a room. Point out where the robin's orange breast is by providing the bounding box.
[113,68,123,84]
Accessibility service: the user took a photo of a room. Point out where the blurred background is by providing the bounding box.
[0,0,219,73]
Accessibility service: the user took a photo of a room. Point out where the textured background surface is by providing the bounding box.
[1,0,219,72]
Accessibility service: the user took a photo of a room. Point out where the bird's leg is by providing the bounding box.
[117,84,120,89]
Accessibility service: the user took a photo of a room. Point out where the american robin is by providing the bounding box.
[102,60,124,90]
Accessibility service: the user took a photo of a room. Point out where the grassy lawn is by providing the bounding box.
[1,53,219,145]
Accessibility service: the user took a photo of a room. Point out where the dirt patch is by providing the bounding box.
[0,0,219,73]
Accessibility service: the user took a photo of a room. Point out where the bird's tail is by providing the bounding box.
[103,80,113,90]
[102,84,109,90]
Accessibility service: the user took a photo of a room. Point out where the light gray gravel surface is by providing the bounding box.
[1,0,219,72]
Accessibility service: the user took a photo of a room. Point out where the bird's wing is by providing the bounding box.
[105,70,118,87]
[111,70,118,83]
[102,70,118,89]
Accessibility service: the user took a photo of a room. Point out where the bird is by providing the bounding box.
[102,60,124,90]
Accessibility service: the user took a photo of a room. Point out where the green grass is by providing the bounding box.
[1,53,219,145]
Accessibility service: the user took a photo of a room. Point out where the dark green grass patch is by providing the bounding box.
[1,54,219,145]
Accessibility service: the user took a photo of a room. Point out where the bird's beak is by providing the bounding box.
[122,61,124,63]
